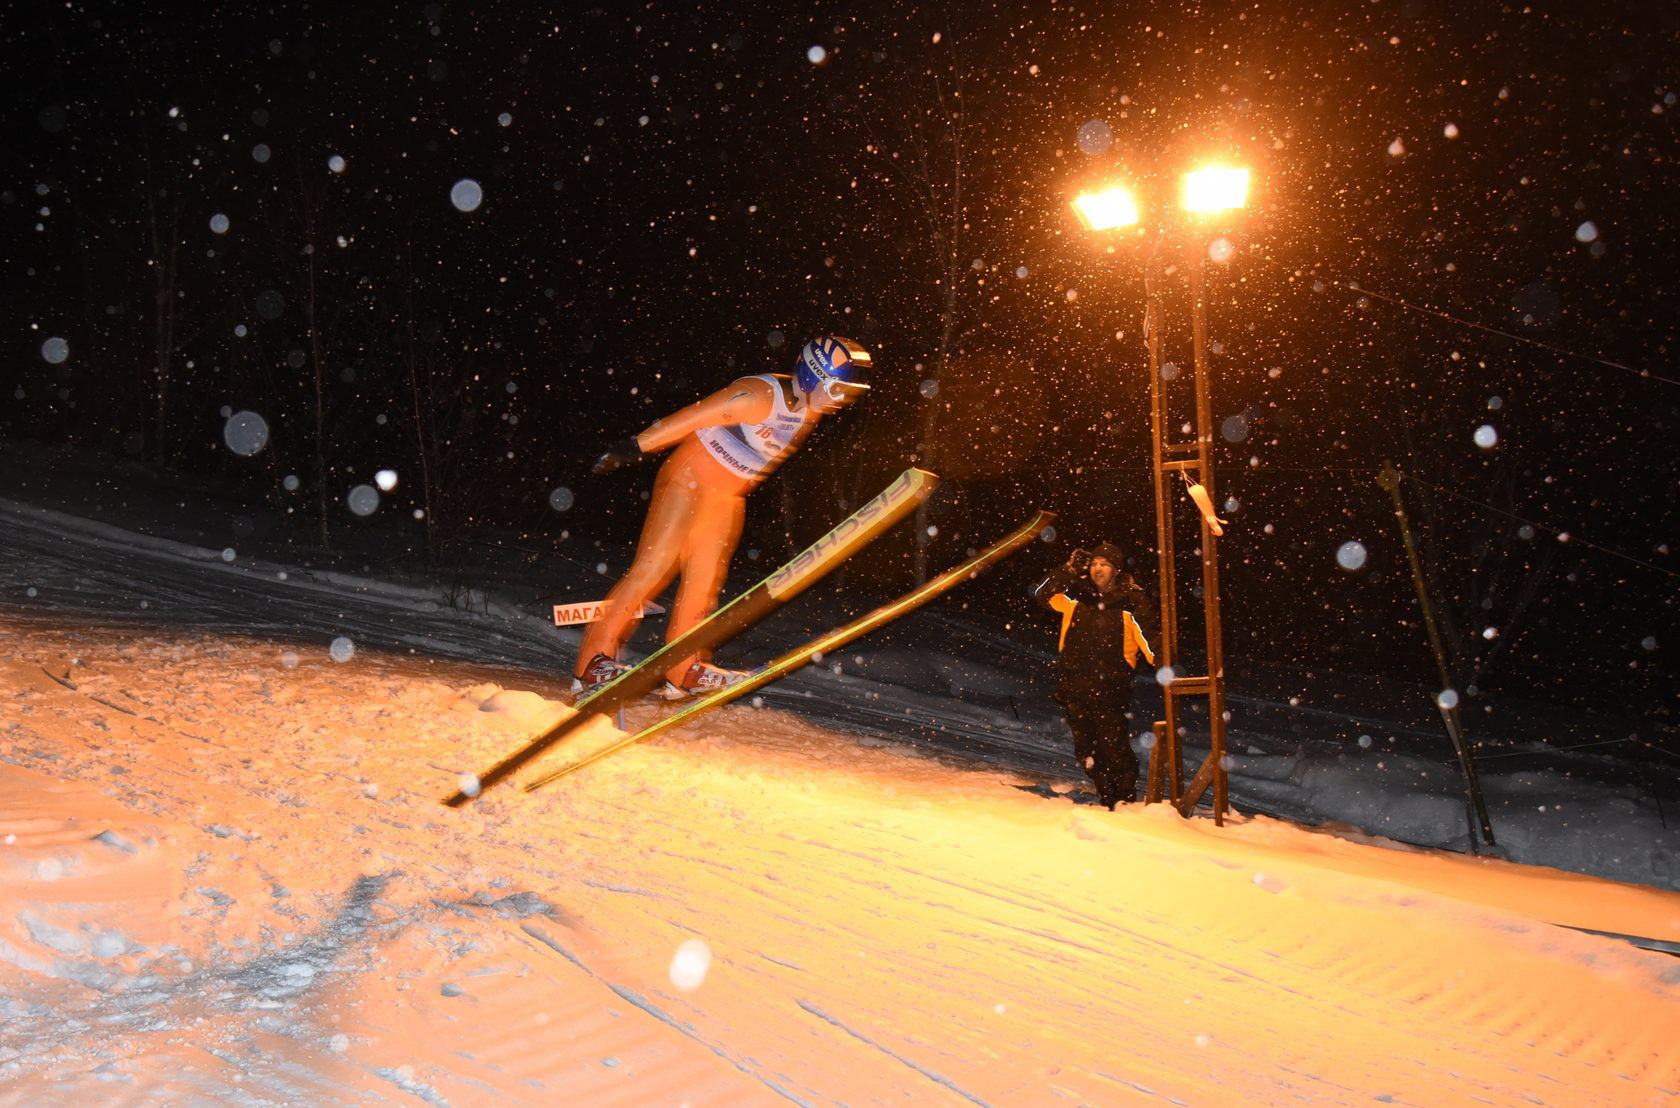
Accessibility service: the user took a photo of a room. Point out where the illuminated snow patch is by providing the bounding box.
[1207,237,1234,263]
[328,154,346,173]
[40,337,69,364]
[1575,221,1599,243]
[1336,541,1368,571]
[1474,424,1498,450]
[374,469,398,492]
[329,637,356,663]
[210,213,230,234]
[252,143,271,163]
[1436,688,1460,710]
[548,486,575,512]
[456,774,481,799]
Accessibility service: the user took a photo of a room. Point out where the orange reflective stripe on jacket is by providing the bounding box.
[1050,592,1155,668]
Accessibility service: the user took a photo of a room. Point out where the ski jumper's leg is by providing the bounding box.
[574,456,702,676]
[663,481,747,684]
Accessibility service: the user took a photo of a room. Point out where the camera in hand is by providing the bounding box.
[1069,548,1093,574]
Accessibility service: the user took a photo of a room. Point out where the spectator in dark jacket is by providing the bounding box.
[1030,541,1155,808]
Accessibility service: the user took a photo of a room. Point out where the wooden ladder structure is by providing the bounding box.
[1142,253,1231,824]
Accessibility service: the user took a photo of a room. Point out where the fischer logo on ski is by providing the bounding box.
[766,469,924,599]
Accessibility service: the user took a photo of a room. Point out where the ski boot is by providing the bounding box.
[571,653,631,697]
[657,661,751,701]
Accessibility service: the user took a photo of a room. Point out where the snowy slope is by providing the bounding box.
[4,492,1676,894]
[3,614,1679,1107]
[3,491,1680,1105]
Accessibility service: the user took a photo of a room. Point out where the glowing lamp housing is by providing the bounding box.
[1180,168,1250,214]
[1071,187,1140,232]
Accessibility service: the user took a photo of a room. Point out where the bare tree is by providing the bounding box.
[1385,382,1564,705]
[136,110,187,467]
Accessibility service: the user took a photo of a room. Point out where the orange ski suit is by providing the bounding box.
[578,373,849,687]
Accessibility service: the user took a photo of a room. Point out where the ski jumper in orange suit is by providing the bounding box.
[577,339,868,691]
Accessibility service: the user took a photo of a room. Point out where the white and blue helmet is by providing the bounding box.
[795,336,872,401]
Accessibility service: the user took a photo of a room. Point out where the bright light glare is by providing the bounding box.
[1071,186,1139,231]
[1181,168,1249,213]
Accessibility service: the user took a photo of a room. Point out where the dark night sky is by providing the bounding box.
[3,0,1677,724]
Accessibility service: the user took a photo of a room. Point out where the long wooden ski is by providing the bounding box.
[522,510,1054,791]
[443,467,937,806]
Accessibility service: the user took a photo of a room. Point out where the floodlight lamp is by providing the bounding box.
[1072,186,1140,232]
[1181,167,1249,214]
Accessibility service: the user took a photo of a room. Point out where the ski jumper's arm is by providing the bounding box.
[632,377,777,454]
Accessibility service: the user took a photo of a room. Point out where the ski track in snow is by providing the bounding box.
[3,497,1680,1105]
[5,624,1680,1106]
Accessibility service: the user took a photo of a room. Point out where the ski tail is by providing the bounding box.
[522,509,1055,791]
[442,467,938,806]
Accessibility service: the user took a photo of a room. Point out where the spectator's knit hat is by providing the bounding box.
[1091,541,1126,568]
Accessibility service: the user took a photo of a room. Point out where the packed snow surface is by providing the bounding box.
[2,495,1679,1107]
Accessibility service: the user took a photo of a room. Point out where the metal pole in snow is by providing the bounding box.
[1377,462,1496,848]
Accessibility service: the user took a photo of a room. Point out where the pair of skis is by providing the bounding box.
[444,467,937,807]
[521,508,1054,791]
